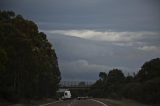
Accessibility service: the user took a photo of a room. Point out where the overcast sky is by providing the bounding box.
[1,0,160,81]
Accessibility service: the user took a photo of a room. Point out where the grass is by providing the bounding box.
[0,98,56,106]
[97,98,155,106]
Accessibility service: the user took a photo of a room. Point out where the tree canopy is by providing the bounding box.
[0,11,61,102]
[136,58,160,82]
[89,58,160,104]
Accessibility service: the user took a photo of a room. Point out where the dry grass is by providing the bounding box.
[0,98,56,106]
[97,98,154,106]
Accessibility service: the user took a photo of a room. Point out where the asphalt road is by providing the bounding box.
[40,99,108,106]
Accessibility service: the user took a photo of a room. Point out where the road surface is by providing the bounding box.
[40,99,108,106]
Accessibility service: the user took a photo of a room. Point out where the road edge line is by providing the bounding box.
[90,99,108,106]
[39,100,62,106]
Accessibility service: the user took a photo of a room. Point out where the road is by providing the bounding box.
[40,99,108,106]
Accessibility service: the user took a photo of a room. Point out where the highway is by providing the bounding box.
[40,99,108,106]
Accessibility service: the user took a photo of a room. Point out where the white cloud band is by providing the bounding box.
[46,29,159,43]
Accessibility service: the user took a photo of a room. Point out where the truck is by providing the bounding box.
[56,89,71,100]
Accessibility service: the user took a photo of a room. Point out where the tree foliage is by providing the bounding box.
[136,58,160,82]
[89,58,160,104]
[0,11,61,102]
[90,69,125,98]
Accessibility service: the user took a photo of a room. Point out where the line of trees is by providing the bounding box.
[0,11,61,102]
[89,58,160,105]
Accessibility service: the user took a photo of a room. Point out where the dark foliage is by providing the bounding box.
[0,11,61,102]
[89,58,160,105]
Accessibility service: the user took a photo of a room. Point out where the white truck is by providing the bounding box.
[56,89,71,100]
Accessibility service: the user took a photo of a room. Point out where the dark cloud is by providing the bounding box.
[1,0,160,81]
[46,32,160,80]
[1,0,160,31]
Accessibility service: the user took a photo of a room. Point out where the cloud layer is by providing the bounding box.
[46,30,160,81]
[47,30,160,46]
[1,0,160,81]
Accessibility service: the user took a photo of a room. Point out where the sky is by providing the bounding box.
[1,0,160,81]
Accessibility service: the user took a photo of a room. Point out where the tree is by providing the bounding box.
[0,49,7,72]
[107,69,125,84]
[90,58,160,104]
[136,58,160,82]
[134,58,160,104]
[0,11,61,102]
[89,79,104,97]
[99,72,107,81]
[125,75,134,83]
[89,69,125,98]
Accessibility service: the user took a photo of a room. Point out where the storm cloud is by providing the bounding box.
[1,0,160,81]
[46,31,160,81]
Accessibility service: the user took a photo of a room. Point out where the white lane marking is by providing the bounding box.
[39,100,62,106]
[90,99,108,106]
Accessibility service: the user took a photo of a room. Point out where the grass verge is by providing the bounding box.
[97,98,155,106]
[0,98,56,106]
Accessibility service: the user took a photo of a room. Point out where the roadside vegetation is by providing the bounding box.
[0,11,61,103]
[97,99,156,106]
[89,58,160,105]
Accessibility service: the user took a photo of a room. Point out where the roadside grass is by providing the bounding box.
[0,98,56,106]
[97,98,155,106]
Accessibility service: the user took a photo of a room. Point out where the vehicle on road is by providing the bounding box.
[56,89,72,100]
